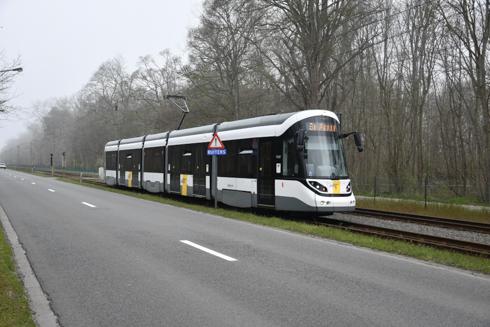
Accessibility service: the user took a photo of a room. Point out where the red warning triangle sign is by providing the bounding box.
[208,133,225,149]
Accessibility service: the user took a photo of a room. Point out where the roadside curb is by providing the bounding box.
[0,205,59,327]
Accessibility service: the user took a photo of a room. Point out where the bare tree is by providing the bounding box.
[256,0,381,109]
[440,0,490,201]
[185,0,261,120]
[134,50,184,130]
[399,0,440,185]
[0,53,22,114]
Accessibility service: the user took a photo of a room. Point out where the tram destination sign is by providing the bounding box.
[207,133,227,156]
[307,122,337,132]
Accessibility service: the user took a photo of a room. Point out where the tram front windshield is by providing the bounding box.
[303,125,348,179]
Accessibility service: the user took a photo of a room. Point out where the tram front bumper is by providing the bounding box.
[315,193,356,213]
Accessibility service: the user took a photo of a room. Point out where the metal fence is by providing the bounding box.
[9,164,100,181]
[354,176,487,207]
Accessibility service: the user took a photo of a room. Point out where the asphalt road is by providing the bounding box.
[0,169,489,327]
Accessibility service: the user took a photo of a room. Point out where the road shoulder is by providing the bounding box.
[0,205,58,327]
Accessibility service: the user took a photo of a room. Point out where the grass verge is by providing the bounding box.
[0,223,35,327]
[57,177,490,275]
[357,197,490,223]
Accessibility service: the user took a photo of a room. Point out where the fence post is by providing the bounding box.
[50,153,54,177]
[373,175,377,203]
[80,172,82,183]
[424,175,428,209]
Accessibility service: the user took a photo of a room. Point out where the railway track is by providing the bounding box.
[316,217,490,258]
[352,208,490,234]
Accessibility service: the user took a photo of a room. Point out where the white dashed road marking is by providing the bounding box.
[81,202,96,208]
[180,240,238,262]
[48,189,55,193]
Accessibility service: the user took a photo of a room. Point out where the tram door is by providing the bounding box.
[258,139,275,206]
[129,151,141,188]
[120,151,140,188]
[193,145,207,196]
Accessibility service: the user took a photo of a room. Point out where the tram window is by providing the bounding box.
[218,141,236,176]
[194,144,207,176]
[119,150,140,171]
[180,147,193,174]
[106,151,117,170]
[217,139,256,178]
[282,138,300,177]
[238,150,255,178]
[144,147,163,173]
[168,147,180,173]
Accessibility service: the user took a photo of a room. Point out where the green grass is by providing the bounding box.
[357,198,490,223]
[0,223,35,327]
[58,177,490,275]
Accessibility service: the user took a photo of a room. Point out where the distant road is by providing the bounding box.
[0,170,489,327]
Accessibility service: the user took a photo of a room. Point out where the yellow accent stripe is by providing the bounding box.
[127,171,132,188]
[181,174,188,196]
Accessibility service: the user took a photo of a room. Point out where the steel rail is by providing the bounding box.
[316,217,490,258]
[352,208,490,234]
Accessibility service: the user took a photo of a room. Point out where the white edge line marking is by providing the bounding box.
[81,201,96,208]
[48,189,55,193]
[180,240,237,262]
[0,206,59,326]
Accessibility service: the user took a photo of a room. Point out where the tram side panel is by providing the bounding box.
[216,138,257,208]
[142,146,165,193]
[105,150,118,186]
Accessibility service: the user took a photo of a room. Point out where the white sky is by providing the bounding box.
[0,0,203,150]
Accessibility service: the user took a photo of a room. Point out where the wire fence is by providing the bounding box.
[354,176,488,207]
[8,165,100,181]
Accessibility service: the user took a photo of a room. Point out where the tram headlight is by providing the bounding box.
[346,182,351,193]
[308,181,328,193]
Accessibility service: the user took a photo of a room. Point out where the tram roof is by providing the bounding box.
[120,136,145,144]
[105,140,120,146]
[217,112,296,133]
[105,110,340,147]
[145,132,169,141]
[168,124,215,138]
[166,111,299,139]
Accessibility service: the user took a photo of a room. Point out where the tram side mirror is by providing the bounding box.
[354,132,364,152]
[339,131,364,152]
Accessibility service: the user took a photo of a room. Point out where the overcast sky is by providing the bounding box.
[0,0,203,150]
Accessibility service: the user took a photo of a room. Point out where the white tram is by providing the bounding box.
[104,110,363,213]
